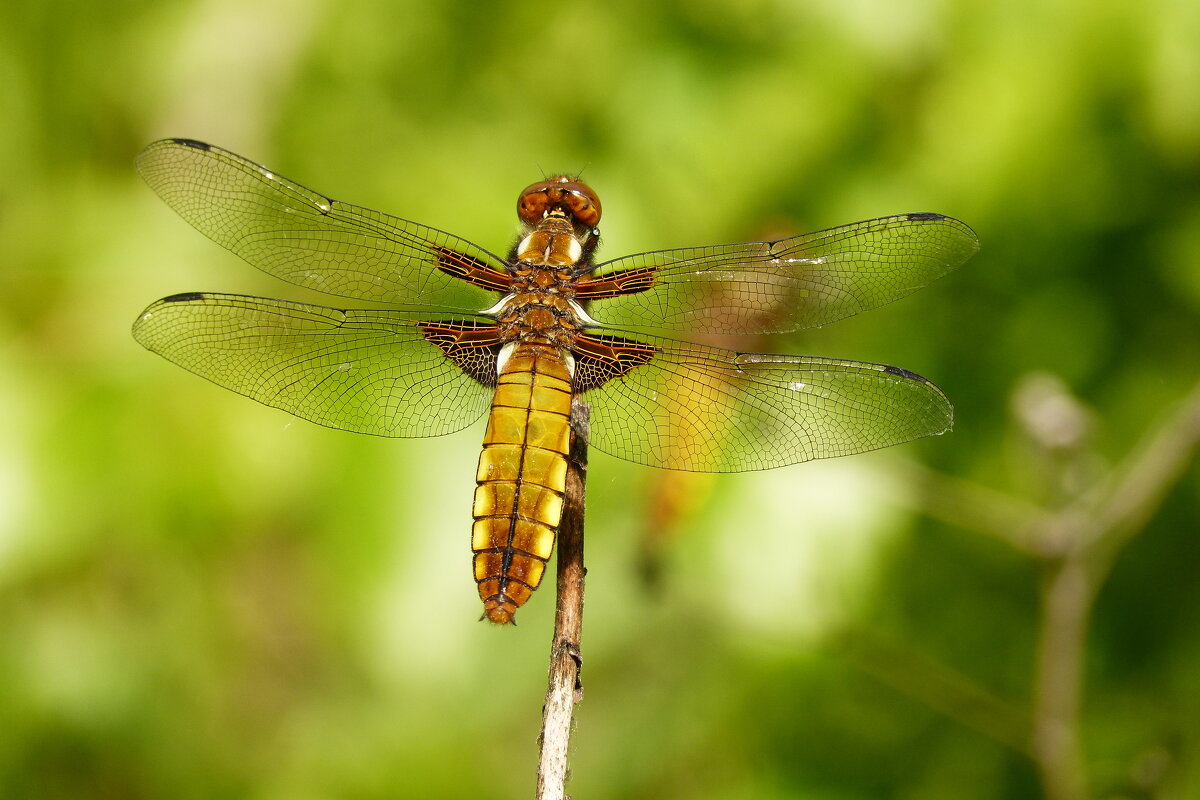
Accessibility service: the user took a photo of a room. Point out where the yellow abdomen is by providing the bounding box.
[472,342,573,624]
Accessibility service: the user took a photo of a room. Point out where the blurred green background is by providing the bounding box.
[2,0,1199,797]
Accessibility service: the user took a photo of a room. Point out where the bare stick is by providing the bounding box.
[535,398,589,800]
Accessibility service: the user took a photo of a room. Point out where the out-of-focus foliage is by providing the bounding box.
[1,0,1198,798]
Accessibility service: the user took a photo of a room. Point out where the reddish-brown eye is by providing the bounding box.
[517,176,602,227]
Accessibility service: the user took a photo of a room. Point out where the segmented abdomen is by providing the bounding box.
[472,342,572,624]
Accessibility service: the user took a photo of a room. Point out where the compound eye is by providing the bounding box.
[517,182,553,225]
[517,176,602,227]
[557,180,601,227]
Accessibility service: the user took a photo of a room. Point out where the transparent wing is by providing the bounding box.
[132,292,494,437]
[585,213,978,335]
[137,139,509,310]
[581,334,953,472]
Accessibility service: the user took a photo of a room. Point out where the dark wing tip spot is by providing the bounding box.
[883,364,926,382]
[905,212,946,222]
[171,138,211,151]
[162,291,207,303]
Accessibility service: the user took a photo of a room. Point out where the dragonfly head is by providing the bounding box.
[517,176,602,231]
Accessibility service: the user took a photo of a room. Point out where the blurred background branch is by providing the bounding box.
[877,376,1200,800]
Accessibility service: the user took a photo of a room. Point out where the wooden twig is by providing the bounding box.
[535,398,589,800]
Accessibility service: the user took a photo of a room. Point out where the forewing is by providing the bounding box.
[584,213,978,335]
[132,293,495,437]
[580,335,953,472]
[138,139,508,310]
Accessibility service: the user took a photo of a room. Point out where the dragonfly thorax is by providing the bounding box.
[494,285,582,349]
[516,215,585,267]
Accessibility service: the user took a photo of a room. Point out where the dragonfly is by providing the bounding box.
[133,138,979,624]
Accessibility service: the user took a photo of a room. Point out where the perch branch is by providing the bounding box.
[535,398,589,800]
